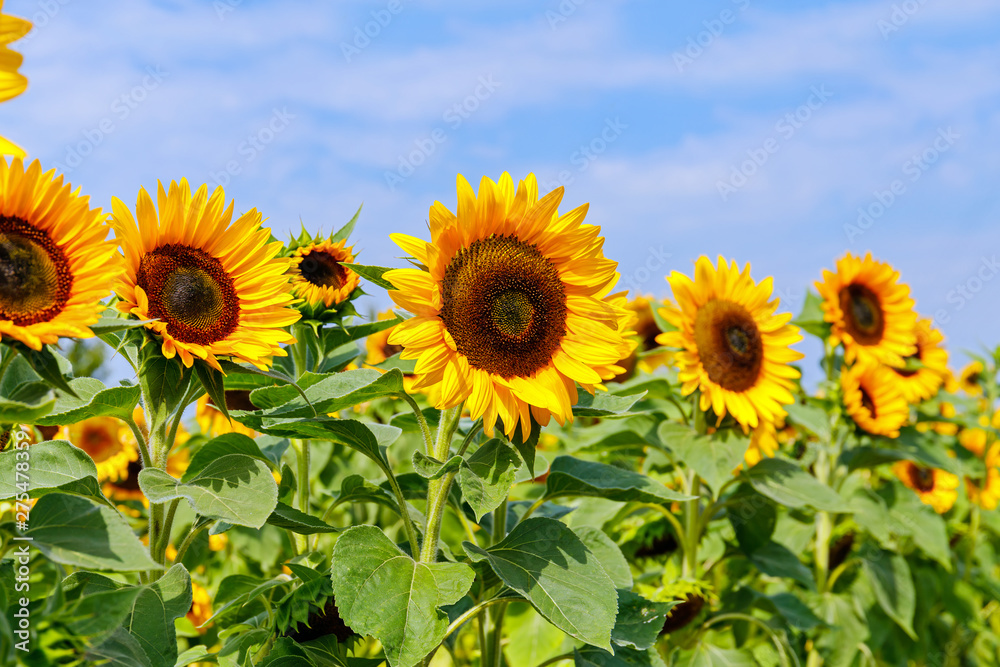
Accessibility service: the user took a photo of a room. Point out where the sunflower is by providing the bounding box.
[656,256,803,430]
[0,3,30,158]
[195,391,258,438]
[967,444,1000,511]
[958,361,985,396]
[889,318,948,403]
[815,252,917,367]
[611,295,673,382]
[112,180,300,370]
[383,173,632,438]
[66,417,138,484]
[959,427,990,458]
[842,361,909,437]
[743,418,780,468]
[892,461,958,514]
[188,581,213,630]
[0,159,120,349]
[288,236,360,309]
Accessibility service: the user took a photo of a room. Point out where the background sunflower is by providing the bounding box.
[889,318,949,403]
[841,361,909,437]
[0,2,30,157]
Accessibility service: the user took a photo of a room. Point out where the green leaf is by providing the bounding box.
[250,418,396,469]
[195,359,230,424]
[341,263,394,290]
[509,416,541,476]
[139,453,278,528]
[792,289,830,339]
[784,402,832,442]
[0,392,54,422]
[16,343,78,397]
[267,501,340,534]
[323,314,403,351]
[862,546,916,639]
[747,458,850,512]
[247,369,404,419]
[25,493,157,570]
[611,590,677,650]
[412,451,464,480]
[87,628,153,667]
[127,564,193,667]
[183,432,274,482]
[88,315,158,336]
[759,592,824,630]
[34,377,141,425]
[334,474,400,514]
[138,342,191,416]
[573,391,647,417]
[575,646,667,667]
[573,526,632,589]
[890,503,950,570]
[0,439,111,505]
[659,423,747,495]
[331,203,363,244]
[746,541,816,590]
[331,525,475,667]
[677,644,756,667]
[544,456,693,504]
[464,517,618,651]
[457,439,521,521]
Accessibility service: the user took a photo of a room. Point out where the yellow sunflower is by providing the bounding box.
[958,361,985,396]
[967,444,1000,511]
[66,417,138,485]
[188,581,213,630]
[744,418,780,468]
[195,391,258,438]
[815,252,917,367]
[841,362,909,437]
[612,295,673,381]
[959,427,990,458]
[889,318,948,403]
[656,256,803,430]
[111,180,300,370]
[289,237,360,308]
[0,159,119,349]
[0,3,30,158]
[384,173,632,439]
[892,460,958,514]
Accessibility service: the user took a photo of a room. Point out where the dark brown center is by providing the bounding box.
[137,244,240,345]
[80,424,118,462]
[109,458,143,492]
[0,216,73,326]
[908,464,935,493]
[839,283,884,345]
[636,311,661,351]
[860,388,877,419]
[299,250,348,289]
[208,389,256,412]
[439,234,567,379]
[693,300,763,392]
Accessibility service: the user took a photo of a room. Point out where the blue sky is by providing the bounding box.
[3,0,999,380]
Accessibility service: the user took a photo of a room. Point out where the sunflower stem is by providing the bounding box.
[419,406,462,563]
[682,470,701,579]
[292,438,310,553]
[156,498,181,562]
[123,414,153,471]
[173,520,211,564]
[813,448,832,593]
[399,391,434,455]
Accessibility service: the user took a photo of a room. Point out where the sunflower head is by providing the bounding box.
[892,460,958,514]
[112,179,299,371]
[286,221,362,321]
[656,256,803,430]
[0,6,31,158]
[841,361,909,438]
[958,361,986,396]
[0,159,120,349]
[67,417,137,484]
[742,418,781,469]
[815,252,917,367]
[383,173,632,439]
[889,318,949,403]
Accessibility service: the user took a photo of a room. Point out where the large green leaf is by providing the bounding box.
[0,392,54,422]
[746,541,815,590]
[183,432,275,481]
[573,526,632,589]
[658,423,747,494]
[0,439,109,504]
[457,439,521,521]
[88,315,158,336]
[331,525,475,667]
[247,418,397,469]
[266,501,340,534]
[611,590,677,651]
[138,342,191,418]
[25,493,157,571]
[544,456,692,504]
[341,263,394,290]
[676,644,756,667]
[247,369,404,418]
[139,453,278,528]
[573,391,647,417]
[34,377,141,425]
[862,546,916,639]
[464,517,618,651]
[574,646,667,666]
[127,564,193,667]
[783,402,832,442]
[747,458,850,512]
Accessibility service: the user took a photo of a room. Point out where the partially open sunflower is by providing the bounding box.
[0,158,119,349]
[892,460,958,514]
[288,236,360,310]
[815,252,917,367]
[889,318,949,403]
[841,361,909,437]
[656,256,803,430]
[112,180,300,370]
[384,173,632,438]
[958,360,985,396]
[0,3,30,158]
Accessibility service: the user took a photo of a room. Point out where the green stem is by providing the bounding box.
[488,602,508,667]
[534,653,575,667]
[290,323,310,378]
[964,504,980,580]
[123,414,152,470]
[439,597,510,643]
[173,520,211,564]
[399,391,434,454]
[682,471,701,578]
[814,449,832,593]
[382,463,421,556]
[419,406,462,563]
[492,498,508,545]
[156,499,180,562]
[643,503,686,547]
[292,438,310,553]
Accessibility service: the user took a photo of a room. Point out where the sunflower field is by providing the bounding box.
[3,7,1000,667]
